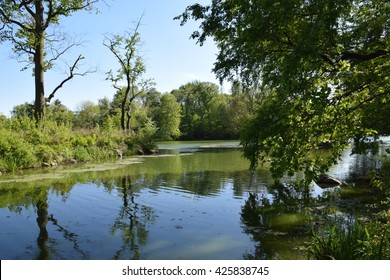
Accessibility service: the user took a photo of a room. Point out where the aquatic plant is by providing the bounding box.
[309,220,388,260]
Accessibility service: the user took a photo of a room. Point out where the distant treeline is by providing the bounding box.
[5,80,264,141]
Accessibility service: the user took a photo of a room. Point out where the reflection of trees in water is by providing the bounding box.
[334,141,390,182]
[240,183,313,260]
[230,169,275,197]
[110,176,155,260]
[0,180,86,259]
[47,214,89,259]
[177,171,220,195]
[35,195,49,260]
[34,189,89,260]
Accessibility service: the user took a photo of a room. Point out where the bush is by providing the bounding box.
[0,129,37,171]
[127,119,158,154]
[73,146,92,162]
[35,144,57,163]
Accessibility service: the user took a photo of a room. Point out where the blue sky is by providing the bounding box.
[0,0,226,116]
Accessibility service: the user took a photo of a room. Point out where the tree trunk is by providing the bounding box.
[33,0,46,124]
[126,109,131,132]
[121,97,126,130]
[121,87,131,132]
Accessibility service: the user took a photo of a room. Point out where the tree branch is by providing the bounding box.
[320,53,335,67]
[46,36,84,68]
[0,8,35,33]
[19,0,36,18]
[46,54,95,103]
[340,50,389,62]
[45,0,100,29]
[103,38,127,71]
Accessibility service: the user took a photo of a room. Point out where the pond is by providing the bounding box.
[0,139,388,260]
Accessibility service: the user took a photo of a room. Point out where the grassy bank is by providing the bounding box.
[0,116,156,173]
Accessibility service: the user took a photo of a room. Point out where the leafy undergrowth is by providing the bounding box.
[0,117,156,173]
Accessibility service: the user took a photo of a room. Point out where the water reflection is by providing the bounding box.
[35,193,49,260]
[111,176,155,260]
[0,141,388,259]
[240,183,313,260]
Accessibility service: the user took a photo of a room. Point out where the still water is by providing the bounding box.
[0,140,388,260]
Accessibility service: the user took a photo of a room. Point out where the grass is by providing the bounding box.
[309,219,389,260]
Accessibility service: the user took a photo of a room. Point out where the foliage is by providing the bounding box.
[171,81,234,139]
[73,101,100,128]
[125,120,157,155]
[0,115,152,172]
[11,102,35,119]
[152,93,181,140]
[309,220,389,260]
[46,99,74,126]
[362,98,390,136]
[177,0,390,180]
[2,75,252,173]
[309,150,390,260]
[0,127,37,171]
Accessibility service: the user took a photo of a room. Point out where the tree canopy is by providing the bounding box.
[177,0,390,180]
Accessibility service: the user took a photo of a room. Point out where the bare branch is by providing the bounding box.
[46,54,96,103]
[46,35,85,68]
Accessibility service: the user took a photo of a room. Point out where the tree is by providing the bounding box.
[172,81,220,139]
[74,100,99,128]
[11,102,35,119]
[177,0,389,181]
[153,93,181,140]
[45,99,74,125]
[104,18,154,132]
[0,0,99,124]
[207,93,236,139]
[97,96,116,128]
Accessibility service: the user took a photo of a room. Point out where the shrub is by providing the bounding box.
[73,146,92,162]
[35,144,57,163]
[0,129,37,171]
[0,114,157,172]
[126,119,158,154]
